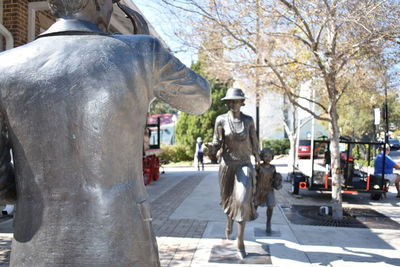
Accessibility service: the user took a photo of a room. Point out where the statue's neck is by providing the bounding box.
[229,110,241,119]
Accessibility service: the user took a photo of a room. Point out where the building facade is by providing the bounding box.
[235,80,328,142]
[0,0,164,51]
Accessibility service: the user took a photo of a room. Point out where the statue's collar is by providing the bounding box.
[37,19,107,38]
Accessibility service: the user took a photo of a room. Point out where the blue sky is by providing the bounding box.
[133,1,196,66]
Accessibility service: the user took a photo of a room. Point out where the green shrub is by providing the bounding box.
[159,145,193,163]
[262,139,290,155]
[174,61,229,162]
[354,159,373,168]
[352,144,377,167]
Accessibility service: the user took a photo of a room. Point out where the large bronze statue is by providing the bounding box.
[209,88,260,259]
[0,0,210,266]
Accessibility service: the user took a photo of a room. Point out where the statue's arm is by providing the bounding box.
[207,116,223,153]
[249,118,260,164]
[0,113,16,204]
[272,166,283,190]
[152,39,211,115]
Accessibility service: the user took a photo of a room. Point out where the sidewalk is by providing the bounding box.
[0,159,399,266]
[148,159,400,267]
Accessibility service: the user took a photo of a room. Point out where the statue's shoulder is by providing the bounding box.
[216,113,228,119]
[241,113,254,123]
[0,45,28,70]
[215,113,228,124]
[0,45,22,59]
[112,34,162,49]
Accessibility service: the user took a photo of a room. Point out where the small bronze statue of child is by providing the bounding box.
[254,148,282,233]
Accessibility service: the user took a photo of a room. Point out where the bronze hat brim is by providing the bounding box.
[221,96,247,100]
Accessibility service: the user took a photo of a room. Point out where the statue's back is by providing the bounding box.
[0,34,160,266]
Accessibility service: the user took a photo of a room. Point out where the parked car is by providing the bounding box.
[298,140,326,159]
[298,140,312,158]
[389,139,400,150]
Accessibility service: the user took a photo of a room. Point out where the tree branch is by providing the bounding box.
[287,90,328,113]
[160,0,258,53]
[335,80,350,104]
[265,58,330,122]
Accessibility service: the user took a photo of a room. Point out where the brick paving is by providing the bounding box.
[152,173,207,237]
[150,172,208,267]
[0,172,208,267]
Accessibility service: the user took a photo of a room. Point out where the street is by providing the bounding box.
[389,149,400,161]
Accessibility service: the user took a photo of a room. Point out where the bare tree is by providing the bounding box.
[156,0,304,168]
[156,0,400,219]
[266,0,400,219]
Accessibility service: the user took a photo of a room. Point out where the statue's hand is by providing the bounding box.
[205,143,217,154]
[115,1,150,35]
[255,155,261,168]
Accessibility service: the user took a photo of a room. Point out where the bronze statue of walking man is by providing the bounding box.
[0,0,210,266]
[209,88,260,259]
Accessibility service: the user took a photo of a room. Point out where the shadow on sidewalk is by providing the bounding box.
[268,241,400,266]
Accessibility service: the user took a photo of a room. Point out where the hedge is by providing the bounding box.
[261,138,290,155]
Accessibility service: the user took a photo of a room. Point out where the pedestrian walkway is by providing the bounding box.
[149,172,208,266]
[150,161,400,267]
[0,160,399,266]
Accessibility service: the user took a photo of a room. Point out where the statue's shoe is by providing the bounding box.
[237,249,247,259]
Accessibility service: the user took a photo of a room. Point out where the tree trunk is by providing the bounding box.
[329,103,343,220]
[326,3,343,220]
[284,104,298,174]
[287,134,297,174]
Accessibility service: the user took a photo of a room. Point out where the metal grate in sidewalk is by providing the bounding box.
[281,205,400,229]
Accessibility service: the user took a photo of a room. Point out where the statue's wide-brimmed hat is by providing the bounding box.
[221,88,246,101]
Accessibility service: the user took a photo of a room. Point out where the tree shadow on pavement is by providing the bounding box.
[270,242,400,266]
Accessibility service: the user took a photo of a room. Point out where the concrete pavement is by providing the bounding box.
[150,160,400,267]
[0,159,399,266]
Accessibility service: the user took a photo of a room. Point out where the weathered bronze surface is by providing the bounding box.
[254,148,275,206]
[254,148,282,234]
[0,1,210,266]
[209,88,259,258]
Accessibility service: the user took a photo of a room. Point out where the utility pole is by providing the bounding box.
[255,0,261,142]
[384,74,389,144]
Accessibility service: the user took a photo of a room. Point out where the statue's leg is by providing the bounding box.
[225,215,233,239]
[237,221,246,259]
[266,206,273,233]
